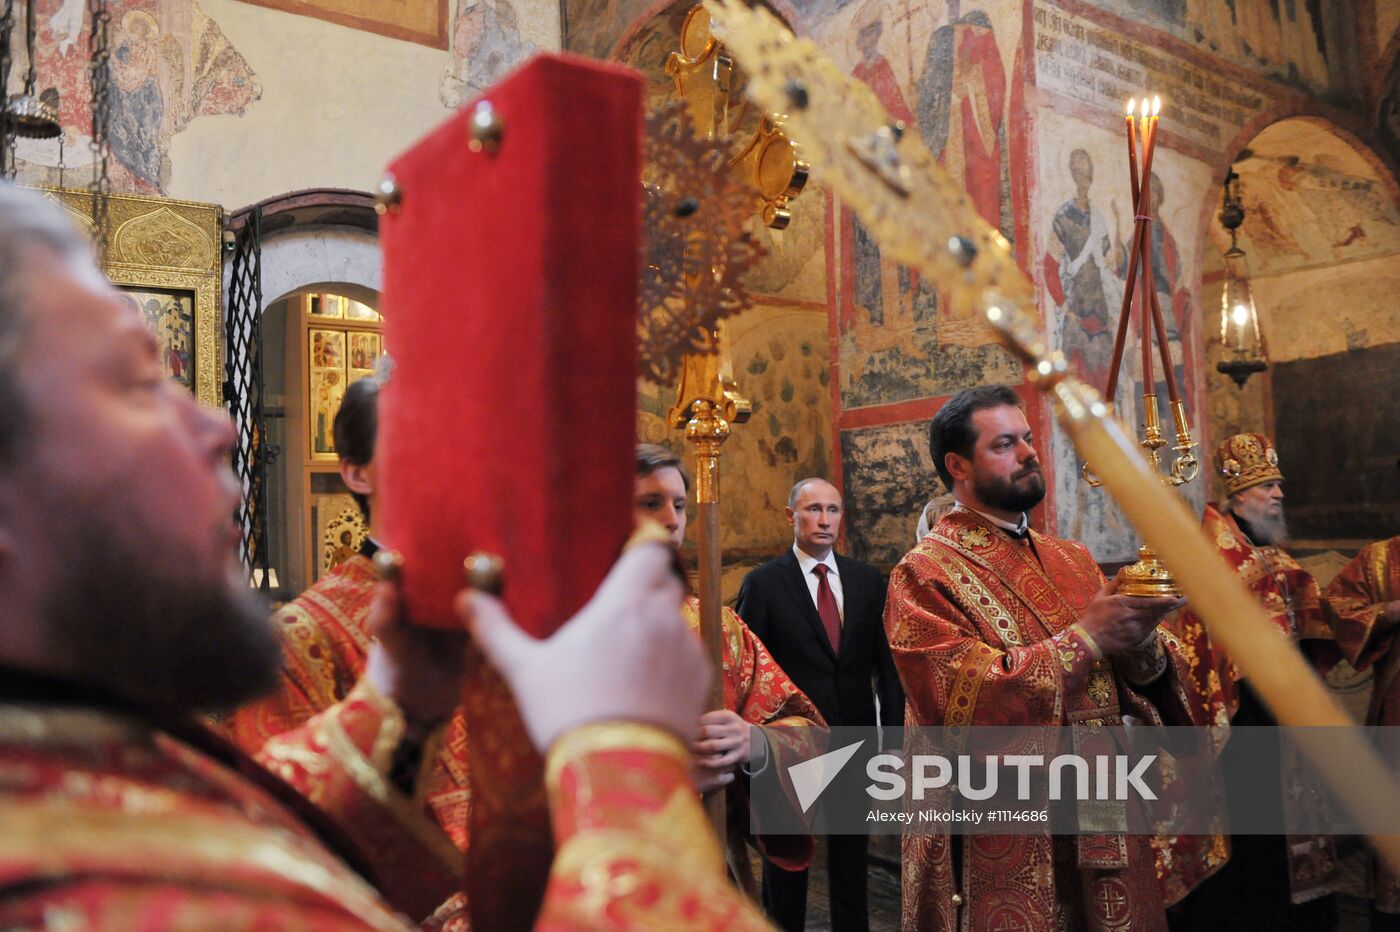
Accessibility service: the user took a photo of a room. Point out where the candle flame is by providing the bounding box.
[1152,95,1162,116]
[1126,98,1136,116]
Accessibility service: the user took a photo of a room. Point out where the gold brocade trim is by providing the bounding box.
[276,601,345,709]
[1070,624,1104,660]
[546,826,753,927]
[301,556,378,655]
[944,646,996,730]
[1369,542,1393,600]
[316,695,463,873]
[1086,671,1114,708]
[0,797,410,931]
[349,678,410,773]
[923,547,1023,648]
[937,511,1087,642]
[545,723,689,791]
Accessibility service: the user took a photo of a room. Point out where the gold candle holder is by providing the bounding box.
[1119,544,1180,597]
[1168,398,1200,485]
[1139,393,1166,471]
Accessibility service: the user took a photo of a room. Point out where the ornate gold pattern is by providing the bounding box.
[0,798,409,931]
[1086,671,1113,709]
[959,526,992,550]
[33,186,223,407]
[259,679,463,872]
[547,723,689,789]
[922,547,1023,648]
[665,4,809,230]
[1118,544,1181,598]
[638,103,763,386]
[1213,431,1284,496]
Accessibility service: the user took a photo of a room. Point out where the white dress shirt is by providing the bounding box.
[952,500,1029,538]
[793,543,844,623]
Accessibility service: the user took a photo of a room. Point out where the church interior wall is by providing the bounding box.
[2,0,1395,580]
[572,0,1399,570]
[7,0,557,209]
[1199,113,1400,552]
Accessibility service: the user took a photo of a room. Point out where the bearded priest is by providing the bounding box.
[884,385,1193,932]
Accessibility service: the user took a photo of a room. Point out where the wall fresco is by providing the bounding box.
[821,0,1029,411]
[638,304,833,556]
[232,0,448,47]
[838,420,936,568]
[440,0,543,106]
[1222,120,1400,277]
[1070,0,1358,101]
[1201,116,1400,508]
[12,0,260,194]
[1035,109,1209,560]
[1034,3,1267,151]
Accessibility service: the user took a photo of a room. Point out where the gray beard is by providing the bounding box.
[1233,502,1288,547]
[1245,509,1288,547]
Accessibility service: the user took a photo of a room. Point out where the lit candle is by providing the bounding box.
[1125,98,1139,196]
[1137,95,1162,396]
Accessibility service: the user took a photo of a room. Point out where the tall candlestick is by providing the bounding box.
[1125,98,1139,199]
[1138,97,1163,454]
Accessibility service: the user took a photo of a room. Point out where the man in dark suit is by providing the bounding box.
[737,477,904,932]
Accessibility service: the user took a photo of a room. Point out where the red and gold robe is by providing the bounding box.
[0,670,773,930]
[222,554,471,851]
[683,596,824,873]
[682,596,823,730]
[221,553,472,925]
[1324,535,1400,911]
[1169,504,1331,725]
[884,507,1195,932]
[1162,503,1339,906]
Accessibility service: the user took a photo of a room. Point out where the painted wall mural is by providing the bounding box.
[1035,103,1210,561]
[1033,2,1267,154]
[440,0,543,106]
[1071,0,1358,102]
[1223,121,1400,278]
[563,0,1396,567]
[638,304,833,557]
[827,1,1028,412]
[12,0,260,195]
[838,420,937,568]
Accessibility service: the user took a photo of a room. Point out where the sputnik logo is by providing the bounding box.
[788,740,866,813]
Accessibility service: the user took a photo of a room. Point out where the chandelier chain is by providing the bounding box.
[1,0,15,179]
[87,0,111,254]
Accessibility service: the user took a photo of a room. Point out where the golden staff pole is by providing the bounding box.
[987,305,1400,871]
[670,345,751,837]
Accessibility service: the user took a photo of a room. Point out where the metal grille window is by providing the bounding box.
[224,207,277,589]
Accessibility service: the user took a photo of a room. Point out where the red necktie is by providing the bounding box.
[812,564,841,655]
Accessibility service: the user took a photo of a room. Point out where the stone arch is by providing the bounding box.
[223,189,382,312]
[1199,115,1400,544]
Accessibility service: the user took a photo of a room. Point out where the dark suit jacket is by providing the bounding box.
[737,549,903,728]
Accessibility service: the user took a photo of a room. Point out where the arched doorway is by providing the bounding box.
[225,190,384,599]
[1201,117,1400,552]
